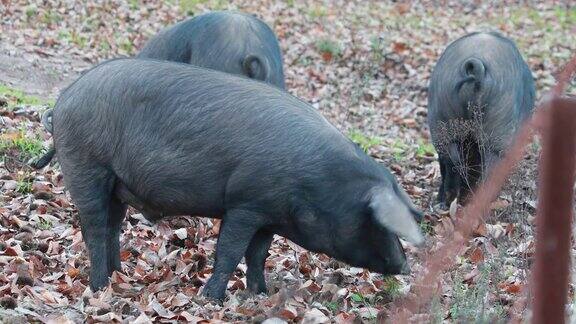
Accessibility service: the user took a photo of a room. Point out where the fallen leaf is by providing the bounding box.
[468,247,484,264]
[392,41,409,54]
[174,228,187,240]
[395,3,411,14]
[301,308,329,324]
[120,250,132,261]
[473,222,487,237]
[463,268,480,284]
[277,305,298,320]
[498,282,522,294]
[132,313,153,324]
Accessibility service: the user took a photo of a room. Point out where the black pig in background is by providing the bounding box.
[427,31,535,206]
[32,10,285,170]
[138,10,285,89]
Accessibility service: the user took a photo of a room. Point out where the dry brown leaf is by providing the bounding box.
[170,292,190,307]
[473,222,487,237]
[321,52,333,62]
[0,132,20,141]
[468,247,484,264]
[395,3,411,14]
[463,268,480,284]
[333,312,355,324]
[302,308,329,324]
[506,223,516,237]
[120,250,132,261]
[498,282,522,295]
[277,305,298,320]
[392,41,409,54]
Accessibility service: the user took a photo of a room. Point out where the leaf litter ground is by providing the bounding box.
[0,0,575,323]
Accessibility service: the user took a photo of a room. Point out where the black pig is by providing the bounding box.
[52,59,424,300]
[138,11,285,89]
[427,31,535,205]
[31,11,286,170]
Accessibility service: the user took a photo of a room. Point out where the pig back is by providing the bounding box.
[138,11,285,89]
[52,58,363,214]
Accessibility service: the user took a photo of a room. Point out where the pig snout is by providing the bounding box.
[400,261,411,275]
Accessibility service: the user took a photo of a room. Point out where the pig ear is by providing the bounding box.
[369,189,424,246]
[242,54,269,82]
[394,183,424,223]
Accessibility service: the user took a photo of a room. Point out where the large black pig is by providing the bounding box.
[138,11,285,89]
[52,59,424,301]
[31,11,285,170]
[427,31,535,205]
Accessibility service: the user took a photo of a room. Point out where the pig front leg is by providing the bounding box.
[203,209,265,301]
[245,230,273,294]
[107,196,127,274]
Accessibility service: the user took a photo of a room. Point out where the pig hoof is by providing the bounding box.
[89,280,109,292]
[202,285,226,301]
[433,202,448,212]
[248,282,267,295]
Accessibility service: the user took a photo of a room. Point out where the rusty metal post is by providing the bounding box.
[532,97,576,324]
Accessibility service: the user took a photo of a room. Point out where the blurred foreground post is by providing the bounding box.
[532,97,576,324]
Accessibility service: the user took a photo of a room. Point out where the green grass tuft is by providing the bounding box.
[308,6,327,18]
[0,84,46,108]
[350,292,364,303]
[348,130,380,153]
[0,129,45,162]
[38,218,53,230]
[391,139,409,161]
[380,276,401,299]
[316,38,342,59]
[16,176,33,195]
[449,263,506,323]
[25,5,37,19]
[416,140,436,158]
[177,0,226,15]
[419,220,434,236]
[324,301,340,312]
[554,6,576,28]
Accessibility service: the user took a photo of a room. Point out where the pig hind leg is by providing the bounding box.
[245,229,273,294]
[59,163,125,290]
[439,155,461,206]
[203,209,266,300]
[459,139,483,204]
[437,157,448,205]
